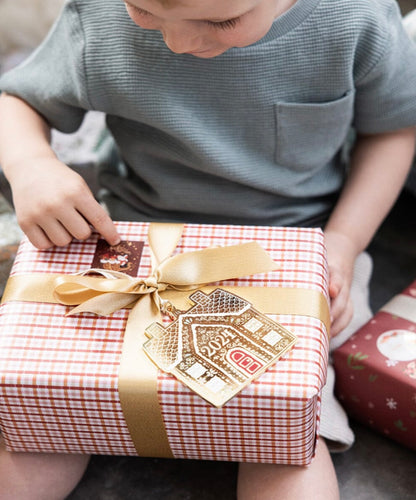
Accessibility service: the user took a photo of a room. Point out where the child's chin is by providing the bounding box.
[187,48,227,58]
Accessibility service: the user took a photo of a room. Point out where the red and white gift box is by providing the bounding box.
[0,222,329,465]
[333,281,416,450]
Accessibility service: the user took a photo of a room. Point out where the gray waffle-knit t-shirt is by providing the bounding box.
[2,0,416,226]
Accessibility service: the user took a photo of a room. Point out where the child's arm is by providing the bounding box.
[0,93,120,249]
[324,126,416,336]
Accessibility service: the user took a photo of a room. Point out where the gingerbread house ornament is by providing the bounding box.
[144,288,297,407]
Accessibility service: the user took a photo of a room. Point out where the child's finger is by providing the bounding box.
[331,297,353,336]
[57,210,93,242]
[38,218,74,248]
[330,280,348,317]
[328,268,342,298]
[78,198,121,246]
[24,224,54,250]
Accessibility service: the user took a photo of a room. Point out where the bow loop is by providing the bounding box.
[53,223,278,319]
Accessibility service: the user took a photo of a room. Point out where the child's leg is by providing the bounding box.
[237,438,339,500]
[0,434,90,500]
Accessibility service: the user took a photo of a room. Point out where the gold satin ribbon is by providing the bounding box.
[1,222,330,457]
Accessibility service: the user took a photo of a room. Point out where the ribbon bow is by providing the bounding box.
[53,223,278,326]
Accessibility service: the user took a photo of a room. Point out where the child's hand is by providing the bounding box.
[10,157,120,249]
[323,230,358,337]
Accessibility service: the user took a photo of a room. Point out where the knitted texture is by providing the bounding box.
[1,0,416,226]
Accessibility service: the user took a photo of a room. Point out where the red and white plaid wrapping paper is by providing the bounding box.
[0,223,329,465]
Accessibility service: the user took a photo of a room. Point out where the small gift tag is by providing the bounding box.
[92,239,144,276]
[144,288,297,407]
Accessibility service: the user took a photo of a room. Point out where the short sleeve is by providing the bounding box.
[0,0,90,133]
[353,1,416,134]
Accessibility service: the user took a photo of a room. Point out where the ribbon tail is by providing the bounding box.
[118,294,173,457]
[67,293,139,316]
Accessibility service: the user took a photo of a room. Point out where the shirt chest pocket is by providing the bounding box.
[275,91,355,170]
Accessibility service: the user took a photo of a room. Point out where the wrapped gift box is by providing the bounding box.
[0,222,329,465]
[333,281,416,450]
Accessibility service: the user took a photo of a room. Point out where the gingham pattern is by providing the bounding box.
[0,223,329,465]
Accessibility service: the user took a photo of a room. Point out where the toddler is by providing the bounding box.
[1,0,416,498]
